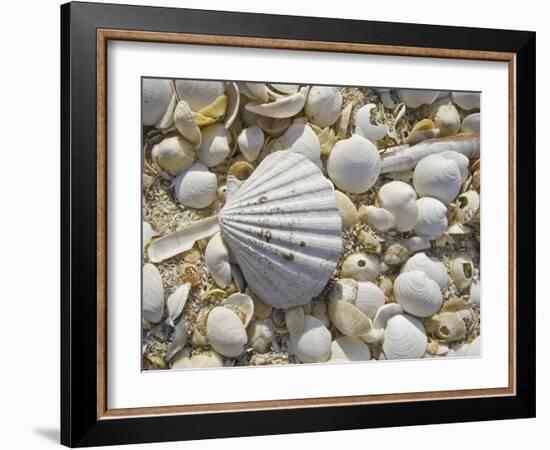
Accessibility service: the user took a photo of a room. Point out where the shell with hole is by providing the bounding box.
[454,191,480,224]
[206,306,247,357]
[396,89,439,108]
[151,136,195,176]
[378,181,418,232]
[414,197,448,240]
[289,315,332,363]
[449,252,475,289]
[358,205,395,232]
[383,314,428,360]
[143,263,164,323]
[341,253,380,282]
[354,104,388,142]
[199,123,233,167]
[329,336,371,362]
[401,252,448,290]
[142,78,177,128]
[174,163,218,208]
[245,86,309,119]
[305,86,342,127]
[428,312,467,342]
[413,153,463,204]
[394,270,442,317]
[204,232,232,288]
[327,134,381,194]
[237,125,265,162]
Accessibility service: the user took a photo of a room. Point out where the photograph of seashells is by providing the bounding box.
[142,79,481,370]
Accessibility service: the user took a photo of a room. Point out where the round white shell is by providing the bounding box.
[451,92,480,111]
[174,163,217,208]
[205,232,232,288]
[341,253,380,282]
[361,206,395,232]
[151,136,195,176]
[355,281,386,318]
[378,181,418,232]
[330,336,371,362]
[206,306,247,357]
[143,79,174,126]
[143,263,164,323]
[305,86,342,127]
[401,252,448,290]
[396,89,439,108]
[383,314,427,360]
[174,80,225,111]
[199,123,232,167]
[237,125,265,162]
[289,316,332,363]
[414,197,448,239]
[327,134,381,194]
[413,153,462,204]
[394,271,442,317]
[219,151,342,308]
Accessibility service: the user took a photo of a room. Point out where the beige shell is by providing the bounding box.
[199,123,232,167]
[378,181,418,232]
[354,104,387,142]
[151,136,195,176]
[173,100,202,148]
[224,293,255,327]
[245,87,308,118]
[237,125,265,162]
[341,253,380,282]
[206,306,247,357]
[247,319,274,352]
[414,197,448,240]
[407,119,440,145]
[394,270,442,317]
[378,277,393,297]
[357,230,382,255]
[305,86,342,127]
[143,78,176,127]
[396,89,439,108]
[285,306,305,336]
[335,191,358,229]
[355,281,385,318]
[455,191,480,224]
[174,163,217,208]
[451,92,480,110]
[401,252,448,290]
[143,263,164,323]
[383,314,427,360]
[450,252,474,289]
[358,205,395,232]
[240,82,270,103]
[383,243,409,266]
[413,153,462,204]
[204,232,232,288]
[174,80,225,112]
[329,336,371,362]
[328,301,372,337]
[289,315,332,363]
[461,113,480,135]
[429,312,467,342]
[434,103,461,137]
[172,350,224,369]
[328,278,358,303]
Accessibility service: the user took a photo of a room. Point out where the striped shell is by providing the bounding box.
[219,150,342,308]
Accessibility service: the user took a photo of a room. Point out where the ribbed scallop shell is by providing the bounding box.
[219,150,342,308]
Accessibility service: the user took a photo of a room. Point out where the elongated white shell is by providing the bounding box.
[151,136,195,176]
[199,123,232,167]
[355,104,388,142]
[462,113,480,135]
[143,263,164,323]
[219,151,342,308]
[355,281,385,318]
[282,123,321,166]
[360,205,395,232]
[173,100,202,147]
[237,125,264,162]
[205,232,232,288]
[289,316,332,363]
[245,87,308,118]
[328,301,372,336]
[341,253,380,282]
[206,306,247,357]
[413,153,462,203]
[335,191,358,229]
[378,181,418,232]
[305,86,342,127]
[174,80,225,111]
[327,135,381,194]
[330,336,371,362]
[383,314,427,360]
[174,163,217,208]
[414,197,448,239]
[224,82,240,129]
[451,92,480,110]
[143,79,174,126]
[166,283,190,323]
[401,252,448,290]
[397,89,439,108]
[394,271,442,317]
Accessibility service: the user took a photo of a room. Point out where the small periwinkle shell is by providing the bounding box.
[166,283,190,323]
[305,86,343,127]
[289,316,332,363]
[383,314,427,360]
[199,123,232,167]
[151,136,195,176]
[247,319,274,352]
[174,163,217,208]
[414,197,448,240]
[401,252,448,290]
[378,181,418,232]
[413,153,462,204]
[450,252,474,289]
[394,271,442,317]
[143,263,164,323]
[327,135,381,194]
[396,89,439,108]
[335,191,358,229]
[341,253,380,282]
[237,125,265,162]
[434,103,461,137]
[329,336,371,362]
[206,306,247,357]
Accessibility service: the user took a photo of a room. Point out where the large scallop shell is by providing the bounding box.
[383,314,427,360]
[394,271,442,317]
[218,150,342,308]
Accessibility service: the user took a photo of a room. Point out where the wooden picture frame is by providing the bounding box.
[61,1,536,447]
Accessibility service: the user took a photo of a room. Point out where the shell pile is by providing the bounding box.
[142,80,481,370]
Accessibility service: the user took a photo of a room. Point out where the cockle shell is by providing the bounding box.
[174,163,218,208]
[455,191,480,223]
[451,92,480,111]
[245,87,309,118]
[237,125,265,162]
[383,314,427,360]
[329,301,372,336]
[401,252,448,290]
[151,136,195,176]
[441,150,469,182]
[142,79,175,127]
[247,319,274,352]
[354,104,388,142]
[224,293,255,327]
[462,113,480,135]
[341,253,380,282]
[355,281,385,318]
[434,104,461,137]
[330,336,371,362]
[281,123,321,166]
[449,252,474,289]
[199,123,233,167]
[285,306,305,336]
[166,283,190,323]
[413,153,462,203]
[394,271,442,317]
[173,100,202,148]
[206,306,247,357]
[414,197,448,239]
[327,135,381,194]
[335,191,358,228]
[305,86,342,127]
[174,80,225,111]
[396,89,439,108]
[378,181,418,232]
[219,151,342,308]
[205,232,232,288]
[143,263,164,323]
[358,205,395,232]
[289,316,332,363]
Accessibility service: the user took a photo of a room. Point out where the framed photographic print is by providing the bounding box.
[60,1,536,447]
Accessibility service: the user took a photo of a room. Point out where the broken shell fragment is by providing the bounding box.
[143,263,164,323]
[166,283,190,323]
[174,80,225,112]
[455,191,480,224]
[394,271,442,317]
[406,119,440,145]
[328,278,358,303]
[289,316,332,363]
[224,292,255,327]
[173,100,202,148]
[383,243,409,266]
[174,163,217,208]
[245,87,309,118]
[256,116,291,137]
[372,303,403,329]
[305,86,342,127]
[227,161,254,180]
[354,104,388,142]
[180,262,202,288]
[330,336,371,362]
[434,103,461,137]
[430,312,467,342]
[341,253,380,282]
[206,306,247,357]
[237,125,265,162]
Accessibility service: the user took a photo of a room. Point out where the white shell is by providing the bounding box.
[335,191,358,229]
[143,221,157,252]
[143,263,164,323]
[341,253,380,282]
[328,301,372,336]
[400,236,431,253]
[469,279,480,307]
[327,134,381,194]
[330,336,371,362]
[396,89,439,108]
[355,281,385,318]
[219,151,342,308]
[289,316,332,363]
[206,306,247,357]
[224,292,255,327]
[205,232,232,288]
[328,278,358,303]
[143,79,174,126]
[414,197,448,239]
[282,123,321,166]
[151,136,195,176]
[240,83,270,102]
[305,86,342,127]
[383,314,427,360]
[174,163,217,208]
[224,82,240,129]
[461,113,480,135]
[285,306,305,336]
[355,104,388,142]
[172,350,224,369]
[360,206,395,232]
[455,191,480,223]
[394,271,442,317]
[173,100,201,147]
[166,283,190,323]
[451,92,480,110]
[247,319,273,352]
[245,87,308,118]
[401,252,448,290]
[378,181,418,232]
[237,125,265,162]
[449,252,474,289]
[373,303,403,329]
[199,123,232,167]
[270,84,299,95]
[174,80,225,111]
[441,150,470,182]
[434,103,461,137]
[413,153,462,203]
